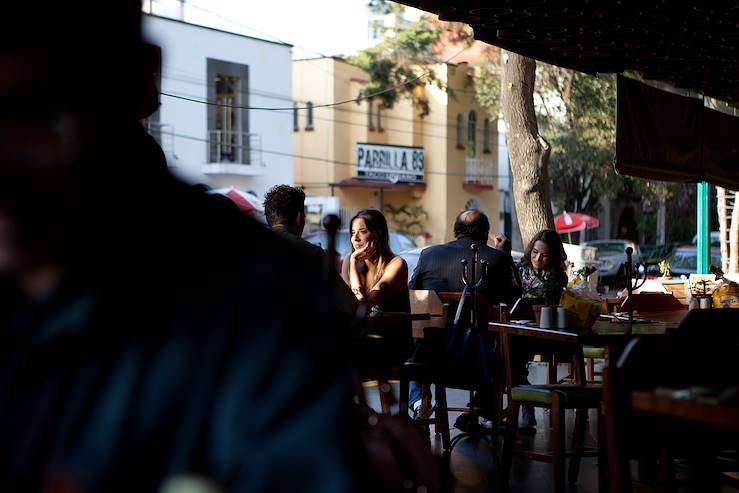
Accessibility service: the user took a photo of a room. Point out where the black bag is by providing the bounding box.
[444,285,496,389]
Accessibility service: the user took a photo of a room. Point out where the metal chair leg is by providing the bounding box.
[500,400,520,491]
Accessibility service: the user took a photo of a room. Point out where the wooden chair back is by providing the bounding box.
[409,289,446,338]
[437,291,503,327]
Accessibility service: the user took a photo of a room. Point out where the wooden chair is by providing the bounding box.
[499,321,604,492]
[500,384,604,493]
[400,291,504,458]
[409,289,446,338]
[395,290,448,448]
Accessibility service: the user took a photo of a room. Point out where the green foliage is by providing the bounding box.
[635,210,657,244]
[473,57,501,118]
[367,0,395,15]
[384,203,429,236]
[534,68,669,217]
[536,69,619,215]
[348,17,445,117]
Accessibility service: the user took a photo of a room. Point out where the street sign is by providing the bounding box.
[356,143,424,184]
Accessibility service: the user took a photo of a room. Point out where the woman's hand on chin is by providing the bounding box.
[351,241,374,261]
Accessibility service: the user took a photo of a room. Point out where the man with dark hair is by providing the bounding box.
[264,184,308,236]
[263,184,324,266]
[407,210,521,421]
[0,5,356,491]
[410,210,520,304]
[452,210,490,243]
[264,184,357,326]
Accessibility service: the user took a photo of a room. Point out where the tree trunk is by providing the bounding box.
[500,51,554,246]
[730,191,739,274]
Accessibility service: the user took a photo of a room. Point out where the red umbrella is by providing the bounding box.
[554,212,600,234]
[208,187,267,224]
[224,189,257,215]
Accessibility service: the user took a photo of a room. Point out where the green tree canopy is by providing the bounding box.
[348,17,446,116]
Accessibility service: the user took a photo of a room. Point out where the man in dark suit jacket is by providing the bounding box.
[409,210,521,305]
[407,210,521,423]
[264,185,357,321]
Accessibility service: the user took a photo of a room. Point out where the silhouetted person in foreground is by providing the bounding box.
[0,4,356,491]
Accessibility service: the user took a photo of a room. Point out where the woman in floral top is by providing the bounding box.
[519,229,569,304]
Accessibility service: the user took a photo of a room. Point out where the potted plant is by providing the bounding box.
[658,259,672,280]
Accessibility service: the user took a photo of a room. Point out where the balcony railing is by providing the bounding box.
[465,158,494,187]
[208,131,262,165]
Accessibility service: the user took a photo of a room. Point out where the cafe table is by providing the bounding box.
[631,390,739,431]
[489,311,685,412]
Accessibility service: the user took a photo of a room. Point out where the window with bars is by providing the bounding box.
[207,58,249,163]
[483,117,491,153]
[306,101,314,130]
[467,110,477,157]
[456,113,464,148]
[368,99,374,130]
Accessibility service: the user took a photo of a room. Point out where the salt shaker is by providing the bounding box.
[699,297,712,309]
[556,307,568,329]
[539,306,554,328]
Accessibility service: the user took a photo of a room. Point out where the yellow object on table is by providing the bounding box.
[712,280,739,308]
[560,291,601,328]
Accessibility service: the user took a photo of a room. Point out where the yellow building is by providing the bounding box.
[293,56,500,245]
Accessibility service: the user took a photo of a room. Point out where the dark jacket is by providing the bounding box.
[408,237,521,305]
[0,169,357,491]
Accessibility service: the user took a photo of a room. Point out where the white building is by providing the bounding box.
[142,13,294,196]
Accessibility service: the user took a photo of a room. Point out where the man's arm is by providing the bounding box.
[500,255,523,305]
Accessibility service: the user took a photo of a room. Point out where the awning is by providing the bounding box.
[616,76,739,189]
[329,178,427,193]
[395,1,739,106]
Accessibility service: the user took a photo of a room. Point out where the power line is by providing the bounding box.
[161,44,470,111]
[165,129,507,179]
[177,0,330,58]
[161,87,506,148]
[160,71,498,132]
[152,5,486,123]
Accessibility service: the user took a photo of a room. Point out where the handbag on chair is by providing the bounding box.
[445,285,496,392]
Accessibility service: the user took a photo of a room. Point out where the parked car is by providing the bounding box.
[641,243,679,276]
[661,246,722,277]
[691,231,721,246]
[399,246,427,281]
[581,239,641,290]
[303,229,416,259]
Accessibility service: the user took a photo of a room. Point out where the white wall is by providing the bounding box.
[143,14,293,196]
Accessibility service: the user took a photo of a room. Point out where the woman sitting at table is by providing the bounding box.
[342,209,412,368]
[519,229,569,305]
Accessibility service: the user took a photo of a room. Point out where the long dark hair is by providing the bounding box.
[349,209,395,264]
[522,229,567,273]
